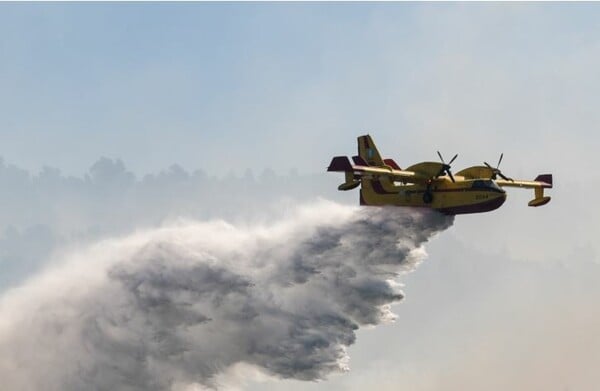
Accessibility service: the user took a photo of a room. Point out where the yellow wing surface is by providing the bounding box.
[327,155,420,190]
[496,175,553,207]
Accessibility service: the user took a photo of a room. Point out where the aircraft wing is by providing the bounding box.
[496,174,553,207]
[327,156,429,186]
[349,163,421,181]
[495,175,552,189]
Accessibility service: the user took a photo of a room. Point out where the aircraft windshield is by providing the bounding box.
[472,180,503,191]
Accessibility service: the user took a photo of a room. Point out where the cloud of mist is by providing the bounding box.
[0,201,453,390]
[0,157,342,290]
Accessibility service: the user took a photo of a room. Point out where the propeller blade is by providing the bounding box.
[448,153,458,165]
[437,152,457,180]
[486,154,511,181]
[447,170,456,183]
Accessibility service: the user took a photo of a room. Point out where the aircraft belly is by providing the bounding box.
[360,184,506,215]
[432,189,494,208]
[436,192,506,215]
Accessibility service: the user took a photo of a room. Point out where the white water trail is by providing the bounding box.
[0,200,453,390]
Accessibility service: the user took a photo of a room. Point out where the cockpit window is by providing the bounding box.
[472,179,503,191]
[489,181,502,191]
[472,180,492,188]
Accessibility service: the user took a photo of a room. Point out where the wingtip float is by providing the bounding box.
[328,134,553,215]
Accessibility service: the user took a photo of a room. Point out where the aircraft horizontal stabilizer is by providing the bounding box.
[327,156,352,172]
[327,156,361,190]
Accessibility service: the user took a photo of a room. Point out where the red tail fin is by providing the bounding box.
[383,158,401,170]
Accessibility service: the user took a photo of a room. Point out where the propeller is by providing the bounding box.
[484,153,513,181]
[437,151,458,183]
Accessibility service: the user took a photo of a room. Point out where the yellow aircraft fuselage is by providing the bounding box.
[360,176,507,215]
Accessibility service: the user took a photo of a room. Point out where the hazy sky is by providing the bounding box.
[1,3,599,179]
[0,3,598,390]
[1,2,597,259]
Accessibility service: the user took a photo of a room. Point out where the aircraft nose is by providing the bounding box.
[483,191,507,213]
[495,192,507,207]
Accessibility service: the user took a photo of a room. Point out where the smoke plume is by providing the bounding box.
[0,201,453,390]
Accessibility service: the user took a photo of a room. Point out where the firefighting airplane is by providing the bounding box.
[327,135,553,215]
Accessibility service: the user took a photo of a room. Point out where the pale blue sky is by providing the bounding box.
[1,3,599,179]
